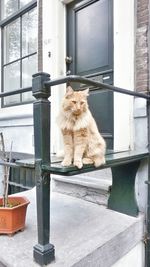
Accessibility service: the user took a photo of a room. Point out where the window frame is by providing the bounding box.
[0,0,37,107]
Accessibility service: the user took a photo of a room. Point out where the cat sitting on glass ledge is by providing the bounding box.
[57,86,106,169]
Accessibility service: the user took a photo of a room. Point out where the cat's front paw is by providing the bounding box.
[73,160,83,169]
[61,159,72,167]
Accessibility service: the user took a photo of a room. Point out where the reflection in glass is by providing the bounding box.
[1,0,18,20]
[20,0,32,8]
[22,8,37,57]
[4,19,20,64]
[1,0,37,106]
[4,62,20,105]
[22,54,37,101]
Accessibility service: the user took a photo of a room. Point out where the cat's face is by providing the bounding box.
[63,86,89,116]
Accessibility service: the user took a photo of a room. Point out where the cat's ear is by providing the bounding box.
[82,88,89,97]
[65,86,74,98]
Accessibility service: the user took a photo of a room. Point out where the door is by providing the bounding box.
[67,0,114,148]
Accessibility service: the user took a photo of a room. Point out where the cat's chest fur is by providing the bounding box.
[60,110,91,131]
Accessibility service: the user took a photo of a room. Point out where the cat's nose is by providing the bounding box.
[74,109,81,115]
[76,105,80,111]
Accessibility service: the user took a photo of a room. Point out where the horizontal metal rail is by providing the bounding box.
[0,75,149,100]
[44,75,150,100]
[0,87,32,98]
[0,160,20,168]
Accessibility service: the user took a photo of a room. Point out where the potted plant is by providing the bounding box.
[0,133,30,235]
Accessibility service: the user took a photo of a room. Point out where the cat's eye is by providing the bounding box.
[80,101,85,105]
[72,100,76,104]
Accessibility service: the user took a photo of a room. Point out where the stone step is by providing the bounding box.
[52,169,112,205]
[0,188,144,267]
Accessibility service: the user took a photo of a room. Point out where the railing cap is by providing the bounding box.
[32,72,51,99]
[32,72,50,78]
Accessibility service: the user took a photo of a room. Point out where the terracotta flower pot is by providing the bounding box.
[0,196,30,235]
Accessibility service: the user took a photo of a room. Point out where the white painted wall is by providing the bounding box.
[0,104,34,153]
[112,242,144,267]
[42,0,66,153]
[134,98,148,150]
[113,0,135,150]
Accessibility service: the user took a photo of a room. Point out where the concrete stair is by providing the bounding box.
[0,188,144,267]
[52,169,112,206]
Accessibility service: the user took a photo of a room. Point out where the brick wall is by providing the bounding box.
[136,0,149,92]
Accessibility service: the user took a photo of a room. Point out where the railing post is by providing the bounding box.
[32,72,55,265]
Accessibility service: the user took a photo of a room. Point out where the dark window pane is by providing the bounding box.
[22,54,37,101]
[20,0,32,8]
[22,7,37,57]
[4,18,20,63]
[4,61,20,105]
[1,0,19,20]
[1,1,37,106]
[76,0,109,75]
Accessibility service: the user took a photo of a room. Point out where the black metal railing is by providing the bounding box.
[0,74,149,99]
[0,86,32,98]
[44,74,150,100]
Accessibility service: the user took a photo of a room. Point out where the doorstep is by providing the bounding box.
[52,168,112,205]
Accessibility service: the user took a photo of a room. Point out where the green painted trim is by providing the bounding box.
[108,161,140,217]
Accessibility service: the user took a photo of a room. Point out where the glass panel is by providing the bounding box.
[20,0,32,8]
[76,0,109,75]
[1,0,19,20]
[22,54,37,101]
[3,61,20,105]
[22,7,37,57]
[4,18,20,64]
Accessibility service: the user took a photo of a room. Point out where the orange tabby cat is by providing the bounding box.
[58,86,106,169]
